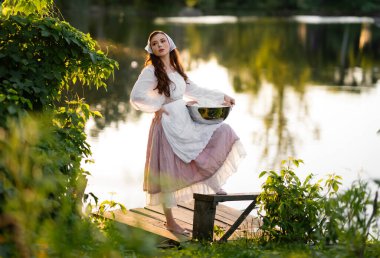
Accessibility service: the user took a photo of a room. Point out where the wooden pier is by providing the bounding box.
[100,193,261,246]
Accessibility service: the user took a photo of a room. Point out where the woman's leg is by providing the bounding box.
[163,205,186,233]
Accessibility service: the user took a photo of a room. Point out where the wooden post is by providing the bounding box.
[192,198,216,241]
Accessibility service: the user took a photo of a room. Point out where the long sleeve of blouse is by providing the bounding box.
[130,66,165,113]
[185,79,225,106]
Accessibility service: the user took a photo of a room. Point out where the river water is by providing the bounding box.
[61,8,380,210]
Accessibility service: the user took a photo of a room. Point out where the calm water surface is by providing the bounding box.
[61,9,380,209]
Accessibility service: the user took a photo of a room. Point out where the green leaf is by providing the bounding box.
[259,171,267,178]
[89,52,96,64]
[41,29,50,37]
[91,110,102,118]
[332,182,339,192]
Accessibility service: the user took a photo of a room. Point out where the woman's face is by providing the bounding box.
[150,33,170,57]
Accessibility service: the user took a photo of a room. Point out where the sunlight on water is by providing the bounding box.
[154,15,239,25]
[84,59,380,210]
[155,15,374,25]
[292,15,375,24]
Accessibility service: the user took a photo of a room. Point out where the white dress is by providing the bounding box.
[130,65,246,207]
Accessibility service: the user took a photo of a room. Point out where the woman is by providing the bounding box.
[130,31,246,235]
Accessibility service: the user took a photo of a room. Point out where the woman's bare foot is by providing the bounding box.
[163,206,190,236]
[166,222,190,236]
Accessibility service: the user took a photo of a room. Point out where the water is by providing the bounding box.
[60,8,380,210]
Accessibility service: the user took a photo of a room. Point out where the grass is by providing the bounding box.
[155,238,380,258]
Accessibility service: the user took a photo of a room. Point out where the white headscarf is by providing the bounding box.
[144,32,177,54]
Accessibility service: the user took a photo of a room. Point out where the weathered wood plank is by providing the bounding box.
[144,204,230,229]
[101,209,191,243]
[193,193,260,202]
[130,208,166,222]
[177,201,239,226]
[144,205,194,226]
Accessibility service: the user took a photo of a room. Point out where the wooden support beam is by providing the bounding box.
[219,198,257,242]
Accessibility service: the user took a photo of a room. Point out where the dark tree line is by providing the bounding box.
[56,0,380,16]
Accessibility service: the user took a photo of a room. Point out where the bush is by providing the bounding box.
[257,157,380,257]
[257,158,342,244]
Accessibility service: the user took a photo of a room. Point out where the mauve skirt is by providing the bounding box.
[144,116,246,208]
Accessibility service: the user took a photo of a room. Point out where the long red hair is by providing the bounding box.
[144,31,188,97]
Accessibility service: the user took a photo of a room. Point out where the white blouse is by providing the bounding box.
[130,65,225,163]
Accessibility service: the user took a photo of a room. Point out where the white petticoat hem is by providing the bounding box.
[145,139,247,208]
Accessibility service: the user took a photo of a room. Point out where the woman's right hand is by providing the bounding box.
[223,94,235,106]
[155,107,169,120]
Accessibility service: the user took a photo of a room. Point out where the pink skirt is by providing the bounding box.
[144,116,246,208]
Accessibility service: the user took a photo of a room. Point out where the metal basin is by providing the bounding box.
[187,105,231,125]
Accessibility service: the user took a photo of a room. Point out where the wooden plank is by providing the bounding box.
[215,203,245,218]
[101,209,191,243]
[145,205,194,226]
[130,208,166,222]
[176,201,237,226]
[178,201,239,223]
[144,205,230,229]
[177,200,194,211]
[193,193,260,202]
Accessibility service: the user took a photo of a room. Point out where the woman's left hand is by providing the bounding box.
[223,94,235,106]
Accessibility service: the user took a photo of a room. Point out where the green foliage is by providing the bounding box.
[257,157,380,257]
[0,116,94,257]
[1,0,53,17]
[158,237,380,258]
[0,117,156,257]
[257,157,342,244]
[0,14,117,126]
[0,0,155,257]
[213,225,225,239]
[325,180,380,257]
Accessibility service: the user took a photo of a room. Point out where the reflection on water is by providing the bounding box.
[59,7,380,209]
